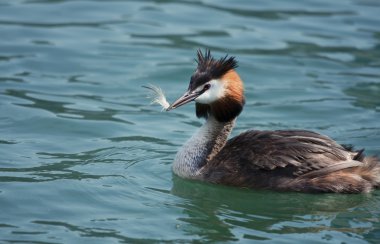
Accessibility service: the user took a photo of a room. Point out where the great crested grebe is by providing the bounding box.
[155,49,380,193]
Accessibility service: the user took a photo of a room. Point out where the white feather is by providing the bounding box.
[143,84,170,111]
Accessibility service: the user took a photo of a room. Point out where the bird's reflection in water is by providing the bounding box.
[171,175,380,242]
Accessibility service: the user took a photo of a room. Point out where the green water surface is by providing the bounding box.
[0,0,380,243]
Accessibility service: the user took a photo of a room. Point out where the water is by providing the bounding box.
[0,0,379,243]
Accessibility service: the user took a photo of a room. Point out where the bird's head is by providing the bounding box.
[167,49,245,122]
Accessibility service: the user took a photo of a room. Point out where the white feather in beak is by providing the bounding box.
[143,84,170,111]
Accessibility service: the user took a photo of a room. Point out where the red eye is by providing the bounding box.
[204,84,211,90]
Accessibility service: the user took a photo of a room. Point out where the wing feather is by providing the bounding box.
[208,130,362,177]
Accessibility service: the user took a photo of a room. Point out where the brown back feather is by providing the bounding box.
[205,130,364,177]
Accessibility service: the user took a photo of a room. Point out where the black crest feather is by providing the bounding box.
[189,49,238,90]
[196,49,238,77]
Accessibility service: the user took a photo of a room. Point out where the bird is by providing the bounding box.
[165,49,380,193]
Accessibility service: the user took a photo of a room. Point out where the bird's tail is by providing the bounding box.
[354,156,380,189]
[288,156,380,193]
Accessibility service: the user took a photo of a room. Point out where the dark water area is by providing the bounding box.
[0,0,379,243]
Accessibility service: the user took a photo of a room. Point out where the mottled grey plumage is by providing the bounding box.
[200,129,377,192]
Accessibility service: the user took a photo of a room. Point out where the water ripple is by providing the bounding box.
[0,0,379,243]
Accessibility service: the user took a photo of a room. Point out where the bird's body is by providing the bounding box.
[166,50,380,193]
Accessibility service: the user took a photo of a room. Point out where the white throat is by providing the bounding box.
[172,116,235,179]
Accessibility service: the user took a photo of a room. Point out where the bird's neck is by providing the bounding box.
[173,116,235,179]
